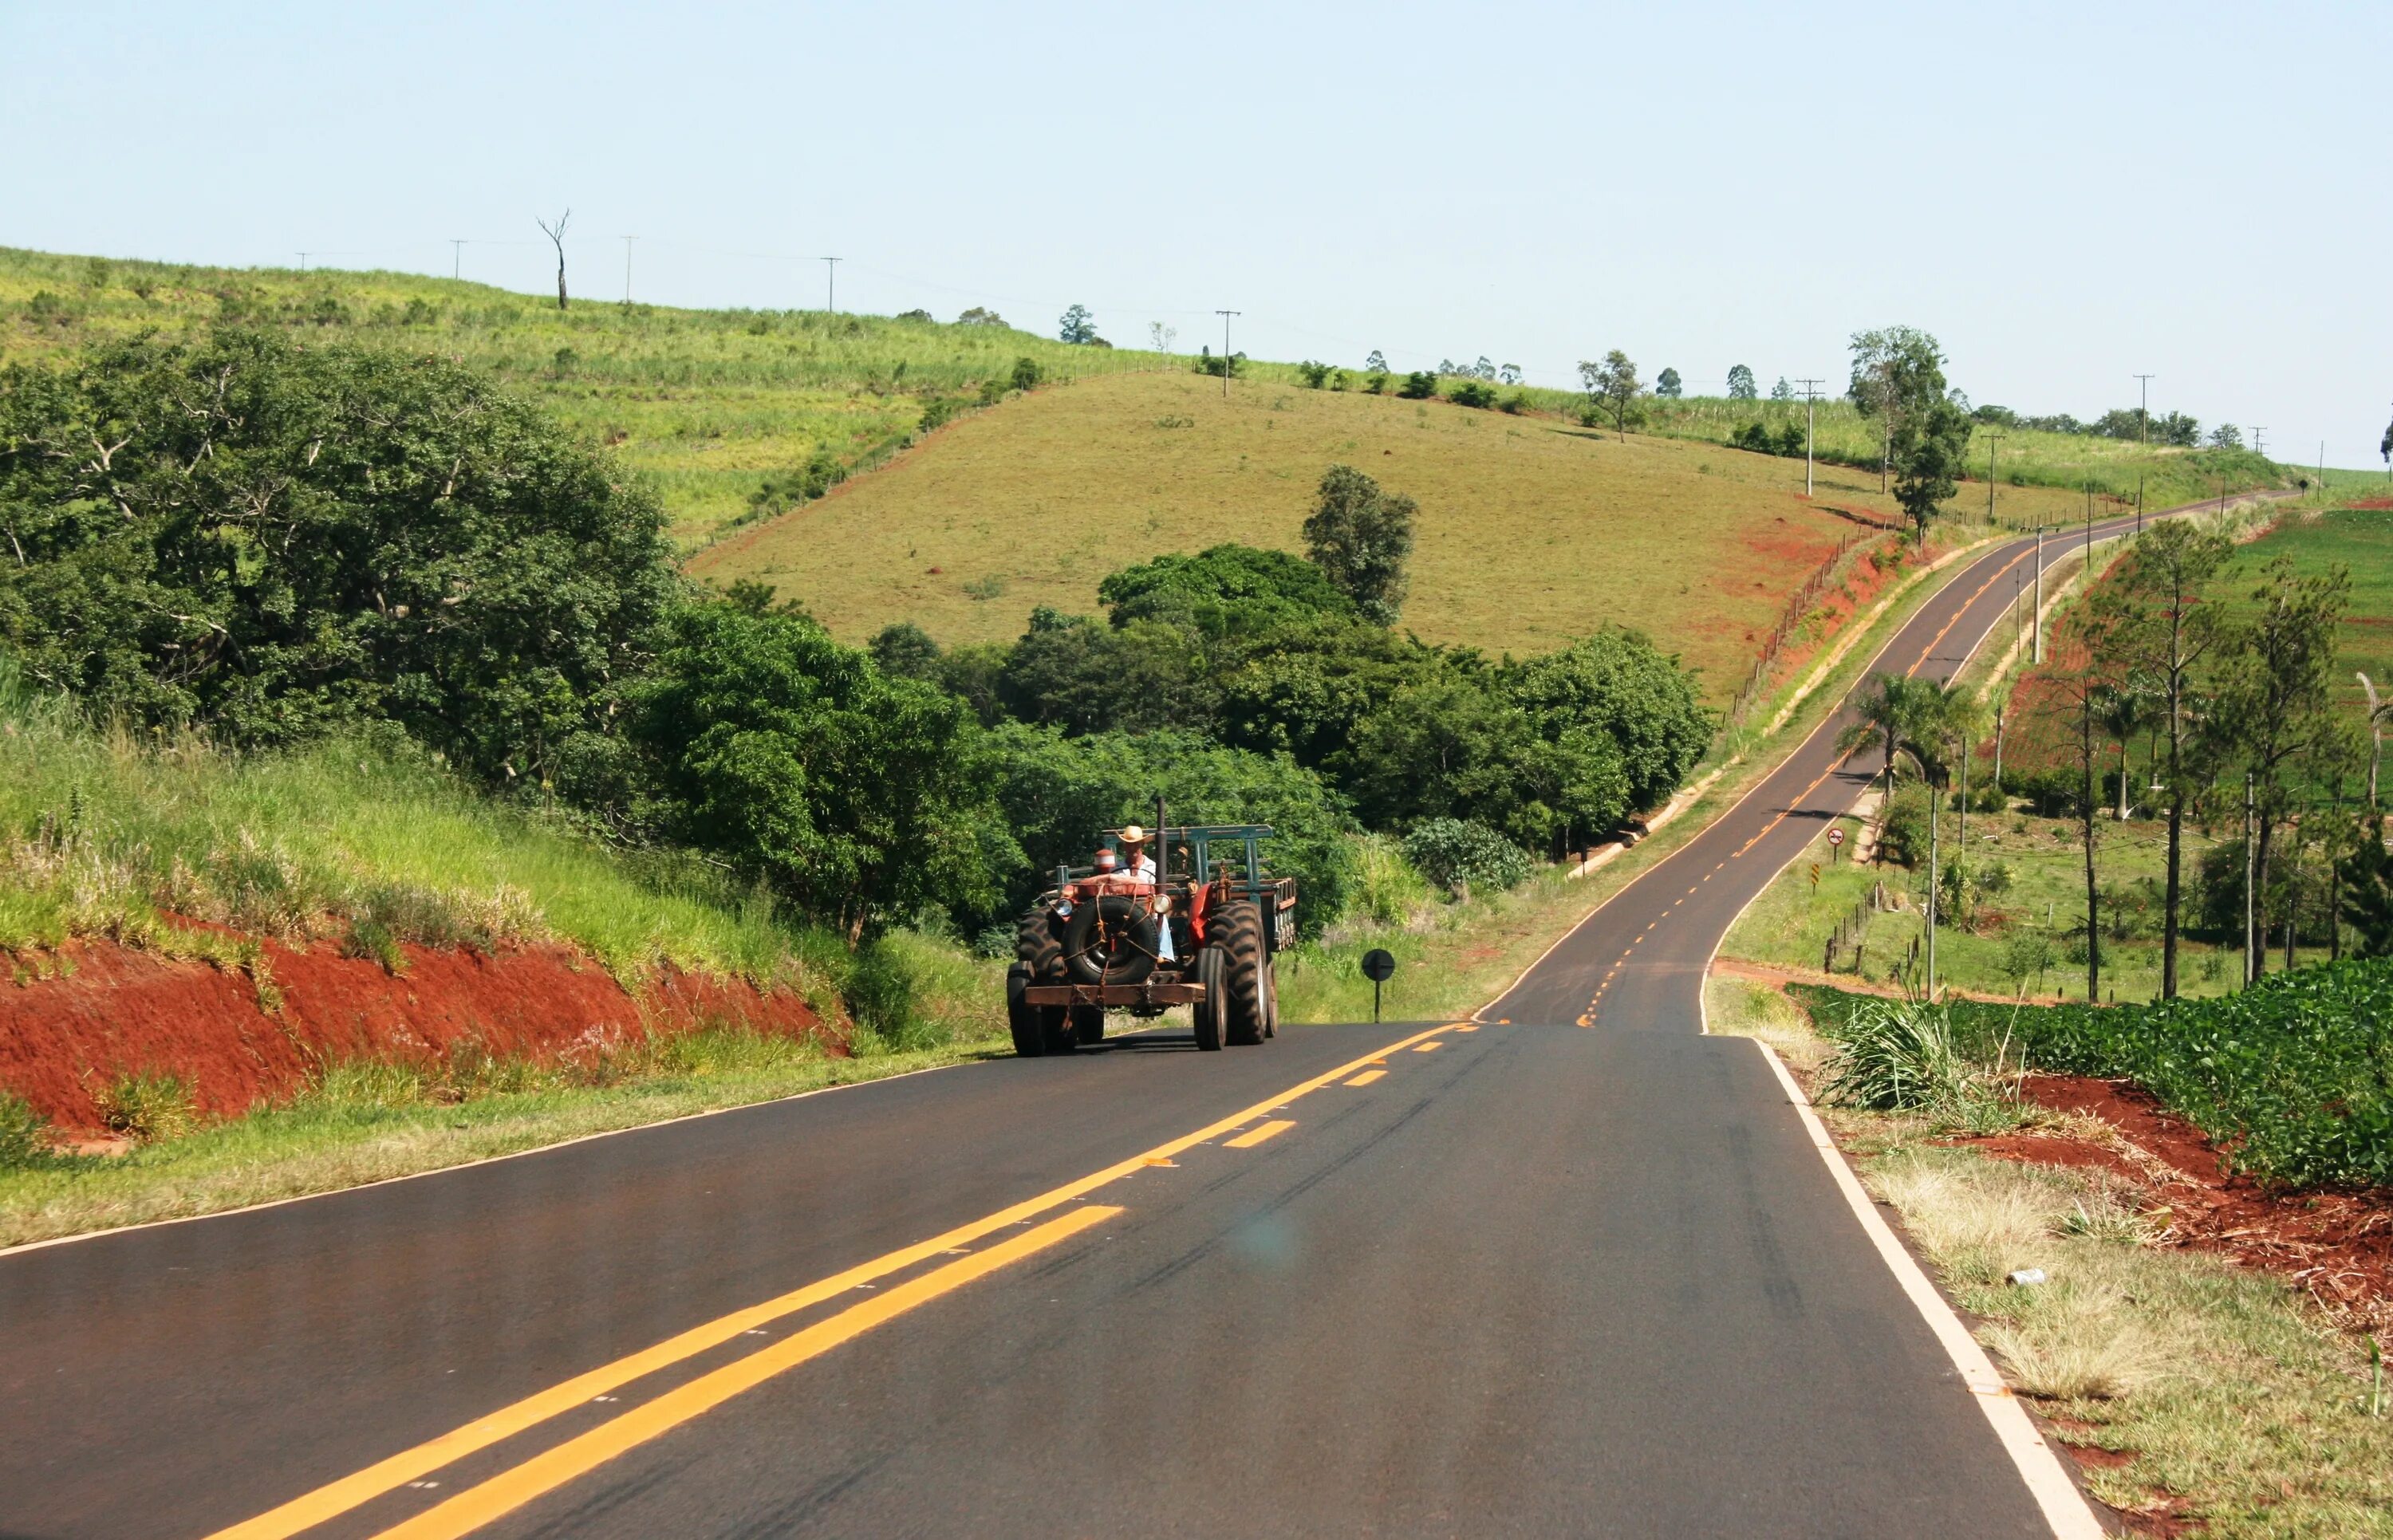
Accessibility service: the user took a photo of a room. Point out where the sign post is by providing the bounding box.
[1827,826,1846,863]
[1361,948,1397,1024]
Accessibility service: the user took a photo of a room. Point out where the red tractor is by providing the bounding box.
[1007,822,1296,1055]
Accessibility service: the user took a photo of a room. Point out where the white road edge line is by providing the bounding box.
[1752,1039,2107,1539]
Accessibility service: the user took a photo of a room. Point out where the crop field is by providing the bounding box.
[689,371,2108,696]
[2000,504,2393,776]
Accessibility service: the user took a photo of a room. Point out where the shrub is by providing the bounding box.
[1008,356,1043,392]
[1819,997,1980,1114]
[0,1092,49,1166]
[1297,360,1332,388]
[1879,785,1931,867]
[1395,371,1437,400]
[917,396,968,433]
[1499,392,1528,415]
[1446,380,1496,409]
[1363,369,1390,396]
[1402,818,1530,896]
[98,1071,199,1142]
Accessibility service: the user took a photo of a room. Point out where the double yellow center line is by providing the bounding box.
[212,1020,1469,1540]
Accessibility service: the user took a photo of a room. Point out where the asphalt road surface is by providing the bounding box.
[1,504,2221,1538]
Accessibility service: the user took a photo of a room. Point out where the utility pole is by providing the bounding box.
[1984,431,2005,523]
[450,239,465,280]
[2032,523,2046,664]
[621,236,635,305]
[2252,426,2267,459]
[822,257,841,313]
[2134,374,2154,534]
[1793,377,1824,498]
[1215,309,1240,400]
[2319,440,2327,502]
[297,251,309,272]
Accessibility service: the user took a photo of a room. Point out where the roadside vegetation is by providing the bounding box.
[1706,978,2393,1535]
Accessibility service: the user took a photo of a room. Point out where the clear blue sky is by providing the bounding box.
[6,1,2386,467]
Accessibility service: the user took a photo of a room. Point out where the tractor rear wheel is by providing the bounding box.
[1012,911,1069,1058]
[1217,901,1269,1046]
[1006,965,1046,1058]
[1193,946,1226,1051]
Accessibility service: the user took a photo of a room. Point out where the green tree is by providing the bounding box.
[1009,356,1043,392]
[995,608,1219,736]
[1726,364,1756,400]
[1847,325,1947,493]
[1498,628,1710,813]
[2210,557,2353,979]
[628,601,1014,939]
[2086,521,2233,995]
[1890,395,1973,539]
[1301,465,1417,625]
[1654,367,1682,399]
[1395,370,1437,400]
[1578,351,1643,441]
[869,621,943,681]
[1097,544,1354,636]
[0,327,672,786]
[1057,304,1098,345]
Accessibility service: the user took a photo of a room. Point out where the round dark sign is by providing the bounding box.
[1361,948,1397,983]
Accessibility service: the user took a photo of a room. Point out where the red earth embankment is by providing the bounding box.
[1,934,838,1133]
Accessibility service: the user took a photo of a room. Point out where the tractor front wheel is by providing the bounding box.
[1193,947,1227,1051]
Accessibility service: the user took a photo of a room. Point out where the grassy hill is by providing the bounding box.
[0,246,1228,549]
[2,246,2293,569]
[688,371,2114,699]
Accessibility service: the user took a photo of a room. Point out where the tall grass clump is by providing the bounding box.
[1819,995,2021,1128]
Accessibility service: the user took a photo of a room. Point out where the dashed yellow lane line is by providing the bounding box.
[1413,1041,1444,1053]
[1344,1069,1387,1086]
[1225,1120,1296,1148]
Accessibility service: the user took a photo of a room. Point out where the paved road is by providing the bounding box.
[0,504,2218,1538]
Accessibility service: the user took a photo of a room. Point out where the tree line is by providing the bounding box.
[1840,517,2391,1004]
[0,328,1711,947]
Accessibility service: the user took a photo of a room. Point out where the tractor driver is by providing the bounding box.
[1115,825,1176,962]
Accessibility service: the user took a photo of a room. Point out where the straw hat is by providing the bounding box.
[1117,824,1149,845]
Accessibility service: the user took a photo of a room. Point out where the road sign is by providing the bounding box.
[1361,948,1396,1022]
[1827,828,1845,845]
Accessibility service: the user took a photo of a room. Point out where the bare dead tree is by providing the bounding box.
[537,209,572,310]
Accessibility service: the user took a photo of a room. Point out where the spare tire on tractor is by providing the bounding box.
[1216,900,1273,1046]
[1011,909,1074,1057]
[1063,894,1158,987]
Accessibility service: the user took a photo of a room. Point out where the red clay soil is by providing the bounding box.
[1948,1072,2393,1335]
[2344,496,2393,510]
[0,932,840,1134]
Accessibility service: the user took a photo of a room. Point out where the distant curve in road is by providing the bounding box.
[0,499,2241,1539]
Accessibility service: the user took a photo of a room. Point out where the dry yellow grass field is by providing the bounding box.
[689,372,2099,699]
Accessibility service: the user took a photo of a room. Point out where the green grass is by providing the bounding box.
[2226,506,2393,720]
[688,370,2109,700]
[1705,975,2393,1535]
[0,683,840,992]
